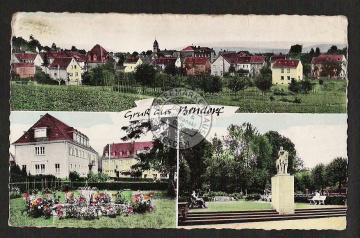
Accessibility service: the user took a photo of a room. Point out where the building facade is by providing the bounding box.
[272,59,303,85]
[101,141,168,179]
[12,113,98,178]
[48,57,82,85]
[311,54,347,78]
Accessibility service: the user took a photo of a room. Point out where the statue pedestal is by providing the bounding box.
[271,174,295,215]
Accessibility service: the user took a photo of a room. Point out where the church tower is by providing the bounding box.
[153,39,159,58]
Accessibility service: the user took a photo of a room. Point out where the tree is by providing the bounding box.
[320,59,342,78]
[303,64,311,77]
[325,157,347,194]
[315,47,321,57]
[229,65,236,74]
[134,64,156,93]
[164,64,178,76]
[254,75,272,96]
[289,44,302,54]
[41,54,50,73]
[121,120,176,196]
[264,131,299,176]
[301,79,313,93]
[309,48,315,55]
[69,171,81,181]
[228,76,248,96]
[71,46,78,51]
[311,164,327,194]
[327,45,338,54]
[288,79,301,93]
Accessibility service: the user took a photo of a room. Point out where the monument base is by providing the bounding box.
[271,174,295,215]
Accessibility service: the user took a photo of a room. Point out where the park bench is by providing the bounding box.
[309,195,326,205]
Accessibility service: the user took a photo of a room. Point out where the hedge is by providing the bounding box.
[71,181,168,191]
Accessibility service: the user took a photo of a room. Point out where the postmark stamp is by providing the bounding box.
[149,88,213,149]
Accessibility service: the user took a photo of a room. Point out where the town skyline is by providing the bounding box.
[12,13,347,53]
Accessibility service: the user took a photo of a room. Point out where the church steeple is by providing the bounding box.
[153,38,159,58]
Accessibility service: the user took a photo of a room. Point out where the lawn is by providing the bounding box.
[10,79,346,113]
[190,201,345,213]
[9,190,176,228]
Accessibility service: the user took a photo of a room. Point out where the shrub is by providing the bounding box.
[71,181,168,191]
[245,193,261,201]
[273,88,287,96]
[294,97,302,103]
[269,96,275,101]
[319,79,324,85]
[229,192,243,200]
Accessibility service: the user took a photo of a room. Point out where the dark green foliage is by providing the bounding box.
[319,79,324,85]
[228,76,248,95]
[255,75,272,95]
[245,193,261,201]
[288,79,301,93]
[33,69,60,85]
[71,181,168,191]
[134,64,156,92]
[311,164,327,193]
[325,157,347,193]
[289,44,302,54]
[320,59,343,78]
[69,171,81,182]
[269,96,275,101]
[164,64,180,76]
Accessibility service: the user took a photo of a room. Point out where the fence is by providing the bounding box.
[9,181,169,193]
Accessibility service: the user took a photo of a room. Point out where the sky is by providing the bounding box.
[10,111,347,169]
[11,13,348,53]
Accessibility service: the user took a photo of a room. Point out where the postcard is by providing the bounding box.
[9,13,348,230]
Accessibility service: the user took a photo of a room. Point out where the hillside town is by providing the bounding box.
[11,36,347,87]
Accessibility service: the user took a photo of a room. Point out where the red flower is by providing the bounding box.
[99,193,104,198]
[37,198,43,203]
[107,206,112,210]
[56,205,63,210]
[135,194,141,199]
[23,193,29,199]
[128,207,133,213]
[44,206,50,211]
[57,211,63,217]
[148,206,153,212]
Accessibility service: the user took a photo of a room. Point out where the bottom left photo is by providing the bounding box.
[9,111,176,228]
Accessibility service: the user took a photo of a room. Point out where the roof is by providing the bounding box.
[41,51,86,62]
[182,46,213,52]
[13,63,35,68]
[48,57,74,70]
[152,58,177,65]
[273,59,300,68]
[250,56,266,63]
[103,141,153,158]
[270,55,290,63]
[86,44,109,63]
[14,53,37,61]
[221,54,264,64]
[311,54,345,64]
[13,114,95,152]
[124,57,140,64]
[183,57,209,64]
[153,39,159,47]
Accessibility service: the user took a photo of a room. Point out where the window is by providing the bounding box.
[54,73,57,76]
[281,76,284,81]
[55,163,60,173]
[75,72,78,76]
[69,73,73,77]
[287,68,290,73]
[287,76,290,81]
[34,128,47,138]
[70,164,73,170]
[35,164,45,174]
[35,146,45,155]
[74,65,77,69]
[281,69,284,73]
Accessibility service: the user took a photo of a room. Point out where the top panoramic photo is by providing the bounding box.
[10,13,347,113]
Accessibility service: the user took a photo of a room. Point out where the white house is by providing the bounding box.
[12,113,98,178]
[48,57,82,85]
[124,57,143,73]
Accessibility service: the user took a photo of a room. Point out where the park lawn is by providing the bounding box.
[191,201,345,213]
[9,190,176,228]
[10,79,346,113]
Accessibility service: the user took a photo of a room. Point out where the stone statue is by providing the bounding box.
[276,146,289,174]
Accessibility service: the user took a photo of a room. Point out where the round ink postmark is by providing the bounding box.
[149,88,213,149]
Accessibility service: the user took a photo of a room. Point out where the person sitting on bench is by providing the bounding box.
[190,190,206,208]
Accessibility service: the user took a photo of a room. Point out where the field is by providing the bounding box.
[9,190,176,228]
[10,79,346,113]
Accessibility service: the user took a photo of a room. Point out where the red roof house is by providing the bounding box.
[183,57,211,75]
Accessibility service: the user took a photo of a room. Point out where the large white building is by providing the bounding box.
[12,113,98,178]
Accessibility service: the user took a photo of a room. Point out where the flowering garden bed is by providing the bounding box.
[10,189,176,228]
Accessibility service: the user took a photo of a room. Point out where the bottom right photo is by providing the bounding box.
[177,113,347,230]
